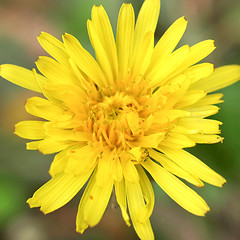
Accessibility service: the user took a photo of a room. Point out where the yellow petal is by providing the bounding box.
[158,146,226,187]
[191,65,240,92]
[160,132,196,148]
[116,3,135,80]
[136,165,155,223]
[151,16,188,65]
[185,63,214,84]
[46,127,92,142]
[63,33,107,87]
[26,140,42,150]
[178,118,222,134]
[142,159,210,216]
[184,40,216,67]
[149,149,204,187]
[114,180,130,226]
[38,32,69,65]
[164,75,191,107]
[190,93,223,107]
[176,90,206,108]
[88,5,118,84]
[52,84,86,113]
[185,105,220,118]
[153,109,191,124]
[25,97,65,121]
[111,155,123,182]
[96,149,113,186]
[14,121,46,140]
[49,148,71,177]
[188,133,223,144]
[132,0,160,60]
[27,172,91,214]
[148,45,190,87]
[36,56,77,85]
[0,64,46,92]
[64,145,98,176]
[126,179,154,240]
[76,169,113,232]
[131,31,154,77]
[122,159,139,182]
[87,20,114,85]
[128,147,142,162]
[38,138,71,154]
[164,40,216,81]
[136,132,165,148]
[127,111,140,136]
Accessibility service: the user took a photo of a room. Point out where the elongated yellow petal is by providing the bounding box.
[126,180,154,240]
[26,140,42,150]
[185,63,214,84]
[49,148,71,177]
[185,105,220,118]
[0,64,46,92]
[50,84,86,113]
[127,111,140,136]
[136,165,155,222]
[87,20,114,85]
[116,3,135,80]
[114,180,130,226]
[38,138,71,154]
[128,147,142,162]
[149,149,204,187]
[122,159,139,182]
[188,133,223,144]
[191,65,240,92]
[178,118,222,134]
[89,5,118,84]
[63,33,107,87]
[158,146,226,187]
[175,90,206,108]
[160,132,196,148]
[111,155,123,181]
[25,97,65,121]
[27,172,91,214]
[153,109,191,124]
[36,56,77,85]
[45,128,92,142]
[14,121,46,140]
[64,145,98,176]
[142,159,210,216]
[96,149,113,186]
[151,16,188,65]
[131,31,154,77]
[148,45,190,87]
[136,132,165,148]
[76,169,113,232]
[132,0,160,60]
[189,93,223,107]
[185,40,216,67]
[164,40,216,81]
[38,32,69,65]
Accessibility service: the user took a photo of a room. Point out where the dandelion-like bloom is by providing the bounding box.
[1,0,240,239]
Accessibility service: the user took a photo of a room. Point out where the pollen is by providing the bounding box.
[85,84,150,151]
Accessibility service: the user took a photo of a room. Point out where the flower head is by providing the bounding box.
[1,0,240,239]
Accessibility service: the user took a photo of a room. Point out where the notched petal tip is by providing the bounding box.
[183,16,188,22]
[203,207,210,216]
[38,31,46,38]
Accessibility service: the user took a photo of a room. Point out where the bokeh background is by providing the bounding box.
[0,0,240,239]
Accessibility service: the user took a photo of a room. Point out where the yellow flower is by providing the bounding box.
[1,0,240,239]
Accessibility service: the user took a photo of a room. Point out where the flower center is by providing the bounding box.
[87,91,145,151]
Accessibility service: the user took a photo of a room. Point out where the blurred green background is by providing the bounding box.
[0,0,240,239]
